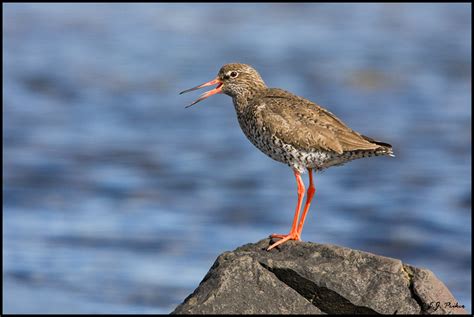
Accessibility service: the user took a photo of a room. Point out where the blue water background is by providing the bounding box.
[3,3,471,313]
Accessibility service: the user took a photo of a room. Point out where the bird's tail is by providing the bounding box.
[361,135,395,157]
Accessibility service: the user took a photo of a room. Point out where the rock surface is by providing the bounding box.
[172,238,467,314]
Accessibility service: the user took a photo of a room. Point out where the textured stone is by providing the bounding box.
[172,238,467,315]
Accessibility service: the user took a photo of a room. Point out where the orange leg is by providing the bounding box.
[267,169,305,251]
[296,168,316,237]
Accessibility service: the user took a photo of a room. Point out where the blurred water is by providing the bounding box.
[3,3,471,314]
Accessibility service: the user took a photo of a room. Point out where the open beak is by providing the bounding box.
[179,77,223,108]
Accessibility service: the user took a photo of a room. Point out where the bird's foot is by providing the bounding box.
[270,233,301,240]
[267,231,301,251]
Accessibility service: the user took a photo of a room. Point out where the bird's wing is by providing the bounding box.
[253,89,380,154]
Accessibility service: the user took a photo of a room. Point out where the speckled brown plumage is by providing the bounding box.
[214,63,393,173]
[180,63,394,251]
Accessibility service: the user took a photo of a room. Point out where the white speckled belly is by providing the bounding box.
[255,134,341,173]
[238,121,340,173]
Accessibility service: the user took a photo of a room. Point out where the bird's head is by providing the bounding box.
[180,63,266,108]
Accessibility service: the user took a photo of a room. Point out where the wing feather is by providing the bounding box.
[253,89,380,154]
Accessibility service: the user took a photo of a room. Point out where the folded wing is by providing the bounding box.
[254,89,384,154]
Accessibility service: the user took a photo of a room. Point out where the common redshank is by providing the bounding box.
[180,63,393,251]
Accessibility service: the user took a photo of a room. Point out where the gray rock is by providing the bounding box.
[172,238,467,314]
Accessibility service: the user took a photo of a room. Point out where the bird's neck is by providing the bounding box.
[231,85,267,114]
[232,95,249,114]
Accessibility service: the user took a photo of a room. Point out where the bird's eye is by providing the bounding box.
[230,71,238,78]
